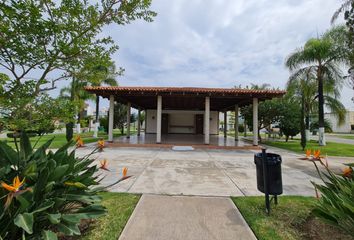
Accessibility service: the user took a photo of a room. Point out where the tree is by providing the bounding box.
[285,25,348,146]
[332,1,354,103]
[90,62,119,123]
[240,84,284,142]
[286,66,346,148]
[60,78,94,121]
[0,0,156,96]
[332,1,354,23]
[101,102,128,134]
[241,99,284,142]
[278,101,301,142]
[139,111,145,127]
[61,54,120,140]
[0,81,75,135]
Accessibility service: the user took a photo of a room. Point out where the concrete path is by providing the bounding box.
[76,146,353,197]
[119,194,256,240]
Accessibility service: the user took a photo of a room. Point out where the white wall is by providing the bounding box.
[325,112,352,133]
[145,109,219,134]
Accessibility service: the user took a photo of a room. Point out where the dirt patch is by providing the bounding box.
[301,216,353,240]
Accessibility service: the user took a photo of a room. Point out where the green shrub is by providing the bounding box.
[0,133,124,239]
[307,151,354,237]
[7,132,37,138]
[310,119,333,133]
[99,117,108,133]
[238,124,245,133]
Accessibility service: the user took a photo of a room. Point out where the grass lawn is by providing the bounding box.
[81,192,140,240]
[232,196,353,240]
[263,139,354,157]
[0,130,136,149]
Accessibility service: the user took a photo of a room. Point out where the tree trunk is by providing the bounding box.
[66,76,76,142]
[285,135,289,142]
[258,129,262,143]
[66,122,74,142]
[300,93,306,150]
[317,66,326,145]
[95,95,100,122]
[305,114,310,141]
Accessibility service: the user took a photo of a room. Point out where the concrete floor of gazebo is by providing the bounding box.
[107,133,259,150]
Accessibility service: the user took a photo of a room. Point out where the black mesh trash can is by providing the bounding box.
[254,153,283,195]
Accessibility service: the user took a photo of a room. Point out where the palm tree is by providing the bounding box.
[287,68,346,146]
[285,26,347,146]
[89,63,118,123]
[331,0,353,23]
[60,77,94,122]
[332,1,354,103]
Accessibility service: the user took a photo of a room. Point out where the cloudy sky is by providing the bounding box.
[100,0,354,110]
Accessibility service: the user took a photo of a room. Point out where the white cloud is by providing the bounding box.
[98,0,354,110]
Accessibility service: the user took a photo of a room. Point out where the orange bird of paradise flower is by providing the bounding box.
[313,150,321,160]
[123,167,128,178]
[1,176,31,209]
[98,139,105,151]
[305,149,311,159]
[100,159,109,171]
[1,176,25,192]
[76,136,84,147]
[343,167,353,178]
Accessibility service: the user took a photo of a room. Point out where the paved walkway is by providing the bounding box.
[74,144,354,240]
[119,195,256,240]
[76,146,353,197]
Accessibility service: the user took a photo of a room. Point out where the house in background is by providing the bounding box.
[325,111,354,133]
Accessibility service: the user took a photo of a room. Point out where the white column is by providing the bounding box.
[93,122,99,138]
[223,111,227,138]
[156,96,162,143]
[76,123,81,134]
[253,98,258,146]
[204,97,210,144]
[319,127,326,146]
[137,109,141,136]
[235,104,239,141]
[108,95,115,142]
[126,102,131,139]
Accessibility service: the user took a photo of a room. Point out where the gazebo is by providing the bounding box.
[85,86,286,146]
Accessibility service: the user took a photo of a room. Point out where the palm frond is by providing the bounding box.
[323,95,347,125]
[331,0,353,24]
[285,48,307,71]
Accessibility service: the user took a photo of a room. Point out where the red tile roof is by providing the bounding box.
[85,86,286,96]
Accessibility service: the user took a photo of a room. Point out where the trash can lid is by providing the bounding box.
[254,153,282,165]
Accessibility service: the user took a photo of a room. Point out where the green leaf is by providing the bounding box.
[23,161,37,179]
[32,201,55,214]
[42,230,58,240]
[20,132,32,159]
[14,213,34,234]
[49,164,69,181]
[47,213,61,224]
[45,181,55,192]
[57,223,80,236]
[16,195,31,212]
[0,140,18,165]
